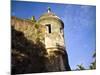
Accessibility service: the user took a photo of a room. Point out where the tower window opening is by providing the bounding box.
[46,24,51,33]
[60,28,63,33]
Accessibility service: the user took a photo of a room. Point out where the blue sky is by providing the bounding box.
[11,1,96,70]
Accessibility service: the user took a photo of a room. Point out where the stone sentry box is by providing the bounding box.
[37,7,71,71]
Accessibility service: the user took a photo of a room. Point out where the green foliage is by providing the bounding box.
[76,51,96,70]
[34,23,39,29]
[89,52,96,69]
[76,64,85,70]
[31,16,36,22]
[93,52,96,58]
[89,61,96,69]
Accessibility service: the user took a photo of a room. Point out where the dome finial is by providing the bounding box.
[47,7,51,13]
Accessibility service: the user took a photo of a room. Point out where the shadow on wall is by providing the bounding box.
[56,44,71,71]
[11,26,71,74]
[11,26,48,74]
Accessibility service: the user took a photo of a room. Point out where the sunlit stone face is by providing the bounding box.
[36,8,70,71]
[38,15,65,50]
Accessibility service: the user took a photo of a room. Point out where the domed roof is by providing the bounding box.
[38,7,64,28]
[39,7,61,20]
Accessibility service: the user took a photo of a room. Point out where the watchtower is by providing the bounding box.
[37,7,71,71]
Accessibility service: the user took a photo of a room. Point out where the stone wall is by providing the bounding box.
[11,16,71,74]
[11,16,48,74]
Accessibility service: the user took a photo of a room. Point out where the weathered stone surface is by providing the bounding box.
[38,10,71,71]
[11,9,71,74]
[11,16,48,74]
